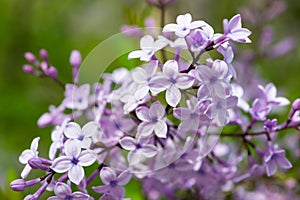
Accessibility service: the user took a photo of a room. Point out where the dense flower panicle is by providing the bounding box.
[12,10,298,200]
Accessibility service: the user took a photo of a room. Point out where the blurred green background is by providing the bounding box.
[1,0,300,199]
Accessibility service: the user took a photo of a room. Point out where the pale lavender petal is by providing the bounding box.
[273,97,290,106]
[149,75,170,93]
[78,150,97,166]
[69,165,84,185]
[229,14,241,30]
[134,85,150,99]
[64,139,81,158]
[173,108,193,120]
[119,137,136,151]
[149,101,165,120]
[30,137,40,151]
[79,84,90,97]
[54,182,72,197]
[110,185,125,199]
[213,82,227,98]
[166,86,181,107]
[154,120,167,138]
[265,159,277,176]
[21,164,32,179]
[231,29,251,39]
[137,122,155,137]
[52,156,71,173]
[141,145,158,158]
[140,35,154,50]
[136,106,150,122]
[100,167,117,185]
[48,197,61,200]
[72,192,90,200]
[117,171,132,185]
[92,185,110,194]
[64,122,81,139]
[153,39,168,50]
[128,151,143,165]
[163,60,179,78]
[187,20,206,29]
[128,50,145,59]
[176,13,192,25]
[175,74,194,89]
[19,150,34,164]
[276,155,292,169]
[82,121,98,137]
[163,24,179,32]
[132,68,148,84]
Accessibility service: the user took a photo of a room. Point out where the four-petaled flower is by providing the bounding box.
[48,182,90,200]
[163,13,206,37]
[92,167,131,200]
[128,35,167,62]
[64,121,98,149]
[64,84,90,110]
[223,14,251,43]
[136,101,168,138]
[51,139,97,185]
[150,60,194,107]
[264,143,292,176]
[119,136,158,165]
[258,83,290,106]
[19,137,40,179]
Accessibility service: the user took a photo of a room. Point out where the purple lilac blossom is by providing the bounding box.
[48,182,90,200]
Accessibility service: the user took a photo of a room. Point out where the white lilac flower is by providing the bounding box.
[63,84,90,110]
[19,137,40,179]
[136,101,167,138]
[128,35,167,62]
[64,121,98,149]
[119,136,158,165]
[149,60,194,107]
[163,13,206,37]
[51,140,97,185]
[131,61,158,99]
[48,182,90,200]
[92,167,131,199]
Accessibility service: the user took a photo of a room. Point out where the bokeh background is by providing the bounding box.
[1,0,300,199]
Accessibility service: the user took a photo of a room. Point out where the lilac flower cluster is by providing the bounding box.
[10,11,299,200]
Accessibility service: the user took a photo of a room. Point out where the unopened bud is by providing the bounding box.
[37,112,52,127]
[70,50,81,69]
[28,158,48,170]
[10,179,26,191]
[39,49,48,61]
[22,65,35,75]
[46,66,58,79]
[24,52,37,64]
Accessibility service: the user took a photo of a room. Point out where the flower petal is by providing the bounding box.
[128,50,145,59]
[30,137,40,151]
[166,86,181,107]
[163,23,179,32]
[64,139,81,158]
[51,156,71,173]
[141,145,158,158]
[82,121,99,137]
[163,60,179,78]
[140,35,154,50]
[136,106,150,122]
[265,158,277,176]
[137,122,155,137]
[149,101,165,120]
[154,120,168,138]
[19,149,34,164]
[110,185,125,199]
[132,67,148,84]
[54,182,72,197]
[92,185,110,194]
[21,164,32,179]
[69,165,84,185]
[117,171,132,185]
[119,137,136,151]
[175,74,194,89]
[64,122,81,139]
[78,150,97,167]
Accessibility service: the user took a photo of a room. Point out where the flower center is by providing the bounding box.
[71,157,79,165]
[109,180,118,187]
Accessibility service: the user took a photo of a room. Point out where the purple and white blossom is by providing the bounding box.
[150,60,194,107]
[19,137,40,179]
[51,140,97,185]
[128,35,167,62]
[92,167,131,199]
[163,13,206,37]
[64,84,90,110]
[136,101,167,138]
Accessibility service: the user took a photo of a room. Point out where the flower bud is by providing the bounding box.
[70,50,81,69]
[24,52,37,64]
[22,65,35,75]
[10,179,26,191]
[40,61,48,72]
[39,49,48,61]
[292,98,300,111]
[24,194,37,200]
[37,112,52,127]
[46,66,58,79]
[28,158,48,170]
